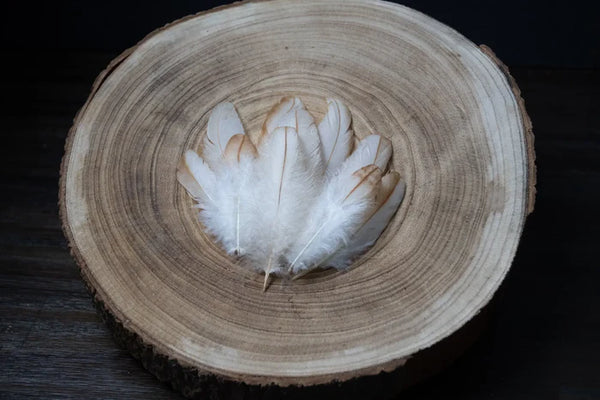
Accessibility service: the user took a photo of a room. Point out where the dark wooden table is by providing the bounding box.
[1,51,598,399]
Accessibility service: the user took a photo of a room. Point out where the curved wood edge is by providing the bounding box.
[57,3,530,397]
[92,291,488,399]
[479,44,537,215]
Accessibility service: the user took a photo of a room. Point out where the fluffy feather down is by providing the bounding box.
[201,155,256,256]
[251,127,321,282]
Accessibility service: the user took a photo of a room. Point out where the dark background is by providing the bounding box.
[1,1,599,399]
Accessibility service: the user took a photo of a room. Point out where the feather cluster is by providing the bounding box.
[177,97,405,290]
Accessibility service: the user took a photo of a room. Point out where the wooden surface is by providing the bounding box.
[1,48,599,398]
[58,0,533,393]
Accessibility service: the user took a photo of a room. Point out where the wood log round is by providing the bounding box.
[59,0,535,397]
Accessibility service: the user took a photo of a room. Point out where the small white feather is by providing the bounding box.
[251,127,321,286]
[177,151,232,252]
[261,96,323,171]
[318,98,354,176]
[205,134,258,256]
[176,157,204,200]
[178,150,217,204]
[287,163,382,274]
[203,102,245,169]
[200,154,257,256]
[340,134,392,175]
[328,172,405,269]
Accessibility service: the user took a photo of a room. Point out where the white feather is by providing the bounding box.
[341,134,392,175]
[200,155,257,256]
[318,98,353,176]
[251,127,321,280]
[178,150,217,204]
[181,102,257,256]
[261,96,323,171]
[287,163,382,274]
[203,102,245,169]
[327,172,405,269]
[202,134,257,256]
[177,157,204,200]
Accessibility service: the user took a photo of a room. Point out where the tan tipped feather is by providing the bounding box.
[258,96,322,169]
[345,164,382,202]
[369,135,392,171]
[374,171,401,209]
[287,164,381,272]
[223,134,257,163]
[204,102,245,168]
[260,96,295,143]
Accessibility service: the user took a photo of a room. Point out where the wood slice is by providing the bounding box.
[59,0,535,397]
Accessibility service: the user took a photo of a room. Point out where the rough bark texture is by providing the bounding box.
[87,276,488,399]
[479,44,536,215]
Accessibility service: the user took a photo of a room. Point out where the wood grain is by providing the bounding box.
[59,0,535,396]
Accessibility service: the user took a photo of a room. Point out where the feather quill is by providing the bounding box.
[252,126,321,289]
[318,98,354,176]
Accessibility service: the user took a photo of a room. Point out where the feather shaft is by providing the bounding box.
[251,125,320,284]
